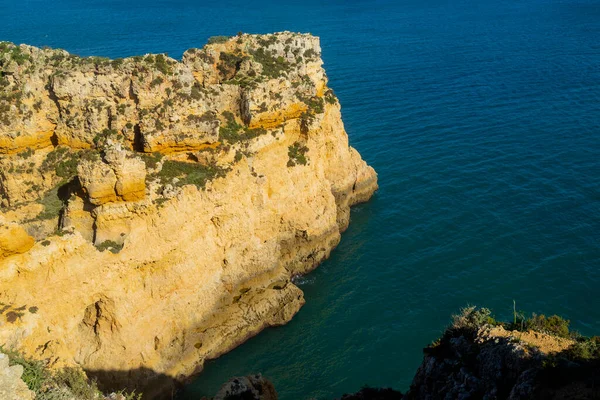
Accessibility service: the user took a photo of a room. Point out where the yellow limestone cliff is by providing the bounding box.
[0,32,377,394]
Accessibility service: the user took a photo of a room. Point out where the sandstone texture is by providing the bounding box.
[0,32,377,396]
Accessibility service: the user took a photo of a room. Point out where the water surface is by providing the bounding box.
[2,0,599,398]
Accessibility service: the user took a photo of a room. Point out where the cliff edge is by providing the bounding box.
[0,32,378,396]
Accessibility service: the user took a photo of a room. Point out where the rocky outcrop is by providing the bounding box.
[404,307,600,400]
[0,32,377,397]
[204,308,600,400]
[0,218,34,258]
[0,352,35,400]
[209,374,278,400]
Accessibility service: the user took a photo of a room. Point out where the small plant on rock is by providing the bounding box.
[287,142,309,167]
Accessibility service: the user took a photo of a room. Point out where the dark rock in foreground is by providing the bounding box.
[206,307,600,400]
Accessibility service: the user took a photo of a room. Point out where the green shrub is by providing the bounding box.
[324,89,337,105]
[251,48,289,79]
[257,35,277,47]
[298,94,324,114]
[157,160,227,189]
[525,314,571,338]
[218,52,244,79]
[17,148,34,159]
[207,35,230,45]
[0,346,142,399]
[218,112,244,143]
[304,49,317,59]
[1,347,47,393]
[287,142,309,167]
[154,54,171,75]
[53,367,100,399]
[244,126,267,139]
[150,76,164,88]
[93,128,122,149]
[190,84,204,100]
[140,152,163,170]
[111,58,124,68]
[9,47,32,65]
[566,336,600,361]
[234,150,243,162]
[36,186,63,221]
[187,111,217,124]
[42,147,100,183]
[95,240,123,254]
[451,306,496,330]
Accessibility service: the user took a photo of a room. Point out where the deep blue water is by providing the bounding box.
[2,0,600,398]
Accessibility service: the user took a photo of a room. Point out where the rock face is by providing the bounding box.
[0,352,35,400]
[210,374,278,400]
[0,32,377,396]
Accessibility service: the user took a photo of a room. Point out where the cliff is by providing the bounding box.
[0,32,378,396]
[404,307,600,399]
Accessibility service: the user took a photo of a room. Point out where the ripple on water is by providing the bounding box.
[2,0,600,399]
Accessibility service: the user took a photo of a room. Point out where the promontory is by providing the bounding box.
[0,32,377,396]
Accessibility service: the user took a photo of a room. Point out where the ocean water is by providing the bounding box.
[2,0,600,398]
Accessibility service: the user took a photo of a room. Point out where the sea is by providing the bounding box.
[1,0,599,398]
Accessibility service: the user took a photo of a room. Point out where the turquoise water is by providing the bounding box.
[3,0,600,398]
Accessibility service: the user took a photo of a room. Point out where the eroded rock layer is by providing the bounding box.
[0,32,377,395]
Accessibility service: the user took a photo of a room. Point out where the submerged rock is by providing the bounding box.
[211,374,278,400]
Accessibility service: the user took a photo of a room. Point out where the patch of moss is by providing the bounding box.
[257,35,277,47]
[0,346,142,399]
[36,186,63,221]
[187,111,217,124]
[207,35,230,45]
[157,160,228,189]
[140,152,163,170]
[287,142,309,167]
[218,52,245,79]
[42,147,100,183]
[324,88,337,105]
[218,112,267,144]
[218,112,245,143]
[95,240,124,254]
[251,48,289,79]
[150,76,164,88]
[17,148,34,159]
[154,54,172,75]
[304,48,317,59]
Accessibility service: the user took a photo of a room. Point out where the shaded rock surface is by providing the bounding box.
[338,387,404,400]
[208,374,278,400]
[403,308,600,400]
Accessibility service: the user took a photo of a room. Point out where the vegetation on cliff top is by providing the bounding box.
[0,346,141,399]
[1,32,327,234]
[434,305,600,365]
